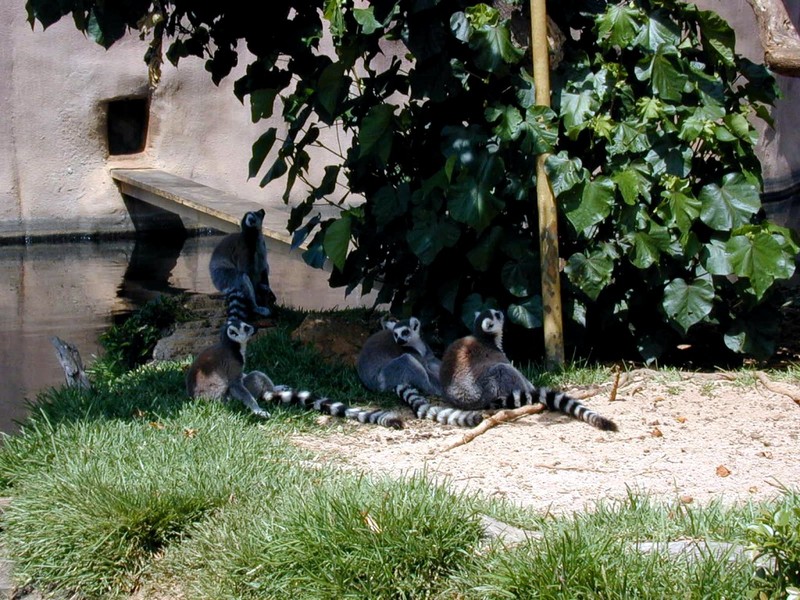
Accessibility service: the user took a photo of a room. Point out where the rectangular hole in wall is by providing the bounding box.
[107,97,150,155]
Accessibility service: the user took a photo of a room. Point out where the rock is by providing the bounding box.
[152,294,226,361]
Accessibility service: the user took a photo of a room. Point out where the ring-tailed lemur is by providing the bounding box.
[440,309,618,431]
[209,209,276,322]
[357,316,488,427]
[187,317,404,428]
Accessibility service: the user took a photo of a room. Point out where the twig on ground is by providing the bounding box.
[754,371,800,406]
[609,366,622,402]
[441,404,546,453]
[679,371,736,381]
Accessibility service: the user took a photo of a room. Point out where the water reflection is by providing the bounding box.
[0,234,373,433]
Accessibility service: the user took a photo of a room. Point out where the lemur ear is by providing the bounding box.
[380,315,398,331]
[409,317,420,331]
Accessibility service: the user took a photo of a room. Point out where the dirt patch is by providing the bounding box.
[156,298,800,515]
[292,369,800,515]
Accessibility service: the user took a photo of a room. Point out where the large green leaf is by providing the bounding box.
[565,250,614,301]
[726,230,796,299]
[660,190,701,235]
[353,7,381,34]
[467,226,504,272]
[508,296,544,329]
[650,51,687,102]
[633,9,680,52]
[724,113,758,145]
[596,4,641,49]
[468,13,523,73]
[662,276,715,334]
[323,216,352,272]
[545,152,586,196]
[696,8,736,67]
[608,122,649,156]
[628,222,673,269]
[699,173,761,231]
[724,307,780,359]
[518,106,558,154]
[372,184,409,227]
[560,89,599,137]
[248,128,277,179]
[358,104,395,166]
[316,62,348,120]
[501,252,539,297]
[250,89,278,122]
[563,177,616,234]
[486,104,522,141]
[406,211,461,265]
[701,238,733,276]
[447,155,505,232]
[86,6,127,49]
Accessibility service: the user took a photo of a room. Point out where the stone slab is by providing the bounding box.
[110,168,295,245]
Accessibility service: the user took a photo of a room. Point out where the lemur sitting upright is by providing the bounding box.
[209,209,276,322]
[357,316,488,427]
[187,317,403,428]
[440,309,618,431]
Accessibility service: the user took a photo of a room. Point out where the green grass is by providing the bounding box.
[1,307,799,598]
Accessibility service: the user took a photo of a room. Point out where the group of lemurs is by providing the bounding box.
[186,210,618,432]
[185,210,402,428]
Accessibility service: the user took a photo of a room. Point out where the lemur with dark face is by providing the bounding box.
[440,309,618,431]
[187,317,403,428]
[209,209,276,322]
[357,316,488,427]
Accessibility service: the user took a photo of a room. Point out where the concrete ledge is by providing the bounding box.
[110,168,293,244]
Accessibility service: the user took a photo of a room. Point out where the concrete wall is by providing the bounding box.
[1,1,800,238]
[1,4,289,239]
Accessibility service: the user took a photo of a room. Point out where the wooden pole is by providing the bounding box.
[530,0,565,369]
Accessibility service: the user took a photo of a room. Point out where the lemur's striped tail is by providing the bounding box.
[494,388,618,432]
[395,384,486,427]
[224,287,250,322]
[263,390,404,429]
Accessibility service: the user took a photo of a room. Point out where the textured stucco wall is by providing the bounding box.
[1,4,291,239]
[1,2,800,238]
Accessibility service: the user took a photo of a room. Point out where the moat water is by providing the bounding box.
[0,233,373,434]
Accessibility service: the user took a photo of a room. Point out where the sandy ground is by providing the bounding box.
[292,369,800,515]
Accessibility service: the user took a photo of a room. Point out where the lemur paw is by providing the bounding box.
[253,305,273,317]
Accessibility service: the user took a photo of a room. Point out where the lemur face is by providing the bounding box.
[389,317,426,354]
[474,309,504,350]
[226,319,256,344]
[243,209,265,230]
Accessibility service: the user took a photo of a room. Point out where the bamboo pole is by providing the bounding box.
[530,0,565,369]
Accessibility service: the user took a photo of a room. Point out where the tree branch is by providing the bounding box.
[441,404,546,453]
[747,0,800,76]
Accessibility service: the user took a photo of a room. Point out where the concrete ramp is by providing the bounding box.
[110,168,292,244]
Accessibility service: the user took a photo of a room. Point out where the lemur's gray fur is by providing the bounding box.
[186,317,271,418]
[440,309,618,431]
[357,316,487,427]
[188,317,403,428]
[209,209,276,321]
